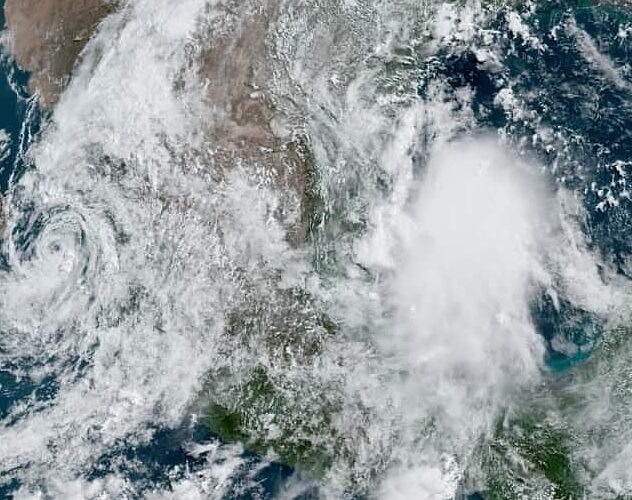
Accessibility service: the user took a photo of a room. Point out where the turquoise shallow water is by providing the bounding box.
[1,1,632,498]
[421,1,631,374]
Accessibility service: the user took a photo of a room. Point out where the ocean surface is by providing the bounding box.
[1,1,632,499]
[0,2,34,193]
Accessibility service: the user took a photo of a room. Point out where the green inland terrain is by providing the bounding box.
[4,0,632,497]
[201,1,632,497]
[206,320,632,498]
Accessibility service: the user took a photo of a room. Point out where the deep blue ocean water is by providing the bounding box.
[419,0,632,375]
[0,1,38,193]
[0,3,45,497]
[0,1,631,498]
[422,1,632,267]
[0,7,301,496]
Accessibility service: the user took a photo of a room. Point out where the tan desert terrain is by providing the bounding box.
[4,0,115,107]
[3,0,316,244]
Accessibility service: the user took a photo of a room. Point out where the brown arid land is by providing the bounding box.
[3,0,317,245]
[198,2,318,244]
[1,0,115,235]
[4,0,116,107]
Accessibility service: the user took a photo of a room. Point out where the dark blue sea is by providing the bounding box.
[1,1,632,498]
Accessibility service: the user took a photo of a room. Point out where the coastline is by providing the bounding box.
[3,0,114,107]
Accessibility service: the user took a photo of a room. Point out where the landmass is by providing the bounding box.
[3,0,317,243]
[0,0,338,483]
[4,0,116,107]
[197,1,319,245]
